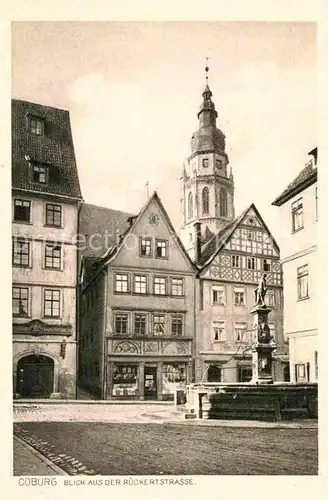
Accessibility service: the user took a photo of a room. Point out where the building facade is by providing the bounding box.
[272,148,318,383]
[12,99,82,399]
[180,78,288,383]
[79,193,196,400]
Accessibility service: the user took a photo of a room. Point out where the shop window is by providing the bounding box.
[162,364,186,397]
[112,364,139,397]
[237,366,253,382]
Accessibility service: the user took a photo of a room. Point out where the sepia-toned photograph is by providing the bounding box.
[11,20,318,477]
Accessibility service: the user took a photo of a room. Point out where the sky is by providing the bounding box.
[11,21,317,244]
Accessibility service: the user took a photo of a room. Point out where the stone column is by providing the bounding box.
[139,363,145,400]
[250,305,277,385]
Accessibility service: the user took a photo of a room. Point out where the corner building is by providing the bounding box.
[180,79,288,383]
[79,193,196,400]
[12,99,83,398]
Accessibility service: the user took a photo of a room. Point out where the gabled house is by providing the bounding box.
[194,204,287,383]
[79,192,197,400]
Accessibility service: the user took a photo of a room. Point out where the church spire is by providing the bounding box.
[202,58,213,100]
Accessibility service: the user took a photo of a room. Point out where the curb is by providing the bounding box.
[13,400,175,405]
[14,436,68,476]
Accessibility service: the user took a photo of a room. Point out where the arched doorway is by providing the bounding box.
[208,364,222,382]
[16,355,54,398]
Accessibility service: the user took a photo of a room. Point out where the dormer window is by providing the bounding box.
[28,115,44,135]
[32,164,48,184]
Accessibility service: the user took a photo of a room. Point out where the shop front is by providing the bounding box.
[107,359,192,400]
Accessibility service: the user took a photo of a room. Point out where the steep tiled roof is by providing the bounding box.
[198,208,248,267]
[12,99,82,199]
[272,150,318,206]
[79,202,133,258]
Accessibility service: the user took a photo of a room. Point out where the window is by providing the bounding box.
[297,264,309,300]
[134,314,147,335]
[171,314,183,336]
[216,159,222,169]
[12,287,29,316]
[134,275,147,294]
[156,240,167,258]
[140,237,152,257]
[202,158,209,168]
[295,363,306,382]
[112,364,138,396]
[162,364,186,395]
[171,278,184,296]
[154,277,167,295]
[212,286,225,305]
[202,187,209,214]
[235,323,247,342]
[265,290,276,308]
[213,321,225,341]
[268,323,276,341]
[115,314,128,334]
[32,164,47,184]
[263,259,271,272]
[45,243,61,269]
[188,192,193,219]
[46,204,62,227]
[207,364,222,382]
[13,240,30,267]
[219,188,228,217]
[247,257,256,270]
[44,289,60,317]
[231,255,240,268]
[292,198,303,231]
[315,187,318,221]
[153,314,165,336]
[29,116,44,135]
[14,199,31,222]
[234,288,245,306]
[237,366,253,382]
[115,274,129,293]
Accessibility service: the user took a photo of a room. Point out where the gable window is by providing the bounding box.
[32,164,47,184]
[297,264,309,300]
[247,257,256,270]
[29,116,44,135]
[154,277,167,295]
[115,313,128,334]
[134,275,147,294]
[134,314,147,335]
[171,278,184,296]
[212,286,225,305]
[202,158,209,168]
[156,239,167,258]
[232,255,240,268]
[140,237,152,257]
[45,243,61,269]
[213,321,225,341]
[171,314,183,336]
[46,204,62,227]
[292,198,303,232]
[235,323,247,342]
[13,240,30,267]
[234,288,246,306]
[219,188,228,217]
[153,314,165,336]
[265,290,276,308]
[188,192,193,219]
[202,187,209,214]
[12,287,29,316]
[115,273,129,293]
[44,289,60,317]
[14,199,31,222]
[263,259,271,272]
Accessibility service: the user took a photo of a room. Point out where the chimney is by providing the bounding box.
[194,222,202,263]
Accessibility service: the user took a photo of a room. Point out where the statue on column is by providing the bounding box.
[254,273,267,306]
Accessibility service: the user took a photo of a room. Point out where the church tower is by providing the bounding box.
[180,64,235,259]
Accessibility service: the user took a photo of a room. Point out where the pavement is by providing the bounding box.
[12,401,318,476]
